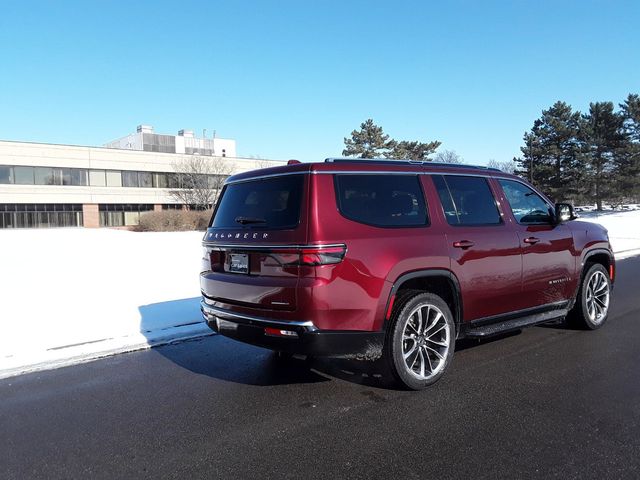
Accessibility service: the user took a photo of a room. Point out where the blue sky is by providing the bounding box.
[1,1,638,164]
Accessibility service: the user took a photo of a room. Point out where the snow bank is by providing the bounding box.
[0,228,211,378]
[578,210,640,259]
[0,210,638,379]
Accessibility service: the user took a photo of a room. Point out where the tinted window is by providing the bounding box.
[0,166,13,184]
[433,175,501,225]
[499,179,553,224]
[138,171,153,188]
[122,171,139,187]
[212,175,304,229]
[334,175,427,227]
[14,166,34,185]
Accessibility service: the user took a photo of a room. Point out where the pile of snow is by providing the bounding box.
[0,228,210,378]
[578,210,640,259]
[0,210,638,379]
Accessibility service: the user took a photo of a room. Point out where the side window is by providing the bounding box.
[334,174,428,227]
[433,175,501,226]
[498,179,553,224]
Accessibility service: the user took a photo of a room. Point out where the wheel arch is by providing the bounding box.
[385,269,463,334]
[569,248,615,309]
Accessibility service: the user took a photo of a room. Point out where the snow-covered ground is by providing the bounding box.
[0,228,210,379]
[0,210,638,379]
[578,210,640,259]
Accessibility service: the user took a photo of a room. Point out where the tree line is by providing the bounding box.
[343,94,640,209]
[514,94,640,208]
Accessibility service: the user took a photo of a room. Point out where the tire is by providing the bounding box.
[568,263,612,330]
[384,291,456,390]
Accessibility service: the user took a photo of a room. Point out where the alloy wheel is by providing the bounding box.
[402,303,451,380]
[586,270,610,324]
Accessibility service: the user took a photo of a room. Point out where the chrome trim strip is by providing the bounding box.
[224,170,309,185]
[200,301,317,330]
[202,242,346,250]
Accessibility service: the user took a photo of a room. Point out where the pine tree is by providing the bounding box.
[579,102,626,210]
[388,140,441,161]
[616,94,640,202]
[342,119,395,158]
[514,101,582,201]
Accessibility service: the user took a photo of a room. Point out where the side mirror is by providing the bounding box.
[555,203,577,224]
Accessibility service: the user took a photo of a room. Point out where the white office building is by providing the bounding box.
[0,127,285,228]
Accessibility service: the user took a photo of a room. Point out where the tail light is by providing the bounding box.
[266,245,347,267]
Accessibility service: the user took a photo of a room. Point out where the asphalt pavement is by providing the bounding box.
[2,256,640,479]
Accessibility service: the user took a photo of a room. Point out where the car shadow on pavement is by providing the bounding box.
[137,299,549,389]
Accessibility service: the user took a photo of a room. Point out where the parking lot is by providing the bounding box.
[1,255,638,479]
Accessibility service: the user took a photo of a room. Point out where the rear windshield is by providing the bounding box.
[212,175,304,229]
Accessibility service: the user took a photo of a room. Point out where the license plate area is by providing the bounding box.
[227,253,249,274]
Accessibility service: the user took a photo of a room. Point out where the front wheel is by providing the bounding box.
[568,263,612,330]
[385,291,456,390]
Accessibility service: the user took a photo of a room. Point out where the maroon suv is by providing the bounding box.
[200,158,615,389]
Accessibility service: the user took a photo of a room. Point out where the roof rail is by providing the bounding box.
[324,157,501,171]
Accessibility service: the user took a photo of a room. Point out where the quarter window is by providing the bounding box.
[498,179,553,224]
[433,175,501,226]
[334,175,428,227]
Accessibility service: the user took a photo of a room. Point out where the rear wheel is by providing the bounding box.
[568,263,611,330]
[385,291,455,390]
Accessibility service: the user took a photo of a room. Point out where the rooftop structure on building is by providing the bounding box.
[105,125,236,158]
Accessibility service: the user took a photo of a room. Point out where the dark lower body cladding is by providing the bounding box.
[200,298,384,359]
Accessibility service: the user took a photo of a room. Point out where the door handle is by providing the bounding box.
[523,237,540,245]
[453,240,475,249]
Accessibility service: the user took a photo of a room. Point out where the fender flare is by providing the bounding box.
[384,269,464,328]
[569,248,615,309]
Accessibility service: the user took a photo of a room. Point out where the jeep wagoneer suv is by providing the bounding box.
[200,158,615,389]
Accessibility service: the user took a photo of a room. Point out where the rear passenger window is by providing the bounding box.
[433,175,501,226]
[334,175,428,227]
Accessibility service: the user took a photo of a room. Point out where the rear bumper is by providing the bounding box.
[200,300,384,358]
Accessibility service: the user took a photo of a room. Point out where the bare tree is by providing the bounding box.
[487,159,516,174]
[169,156,233,210]
[432,149,463,164]
[256,159,276,169]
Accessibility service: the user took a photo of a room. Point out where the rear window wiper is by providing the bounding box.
[235,216,267,225]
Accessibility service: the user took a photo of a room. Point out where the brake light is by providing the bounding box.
[266,245,346,267]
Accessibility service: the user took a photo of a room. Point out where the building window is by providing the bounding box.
[153,172,168,188]
[0,204,83,229]
[62,168,88,186]
[99,204,154,227]
[0,166,13,184]
[122,171,139,187]
[14,166,35,185]
[34,167,61,185]
[106,170,122,187]
[138,171,153,188]
[89,170,106,186]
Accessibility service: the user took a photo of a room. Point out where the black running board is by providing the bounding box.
[463,308,568,338]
